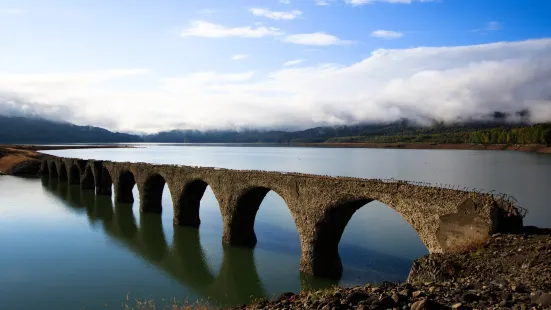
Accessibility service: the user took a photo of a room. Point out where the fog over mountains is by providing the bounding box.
[1,39,550,133]
[0,109,544,144]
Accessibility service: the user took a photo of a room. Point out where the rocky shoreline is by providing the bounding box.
[229,228,551,309]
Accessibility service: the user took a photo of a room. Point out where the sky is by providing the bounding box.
[0,0,550,133]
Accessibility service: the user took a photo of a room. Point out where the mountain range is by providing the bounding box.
[0,114,549,145]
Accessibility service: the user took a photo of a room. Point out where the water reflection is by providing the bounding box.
[40,176,285,306]
[38,174,423,307]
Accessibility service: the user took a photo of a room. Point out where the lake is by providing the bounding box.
[1,145,550,309]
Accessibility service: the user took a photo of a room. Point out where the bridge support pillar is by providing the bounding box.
[173,200,201,228]
[115,186,134,203]
[298,235,343,280]
[222,217,257,248]
[140,199,162,213]
[139,178,164,214]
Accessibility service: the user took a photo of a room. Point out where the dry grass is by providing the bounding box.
[0,155,34,173]
[0,147,41,174]
[121,294,216,310]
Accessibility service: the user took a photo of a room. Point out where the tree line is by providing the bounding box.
[327,124,551,145]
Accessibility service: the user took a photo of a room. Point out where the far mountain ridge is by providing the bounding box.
[0,114,548,145]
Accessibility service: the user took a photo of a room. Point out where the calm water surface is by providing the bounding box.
[1,145,550,309]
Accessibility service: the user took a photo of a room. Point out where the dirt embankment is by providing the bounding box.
[0,144,134,175]
[291,142,551,154]
[0,147,43,175]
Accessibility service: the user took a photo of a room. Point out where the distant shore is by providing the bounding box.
[1,142,550,175]
[291,142,551,153]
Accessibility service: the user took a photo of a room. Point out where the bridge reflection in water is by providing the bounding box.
[40,176,338,307]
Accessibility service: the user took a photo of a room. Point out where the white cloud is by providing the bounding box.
[318,0,434,5]
[283,32,355,46]
[2,8,25,15]
[473,21,503,34]
[345,0,434,5]
[315,0,334,5]
[2,39,551,132]
[249,8,302,20]
[232,54,250,60]
[371,30,404,39]
[280,0,291,3]
[181,21,283,38]
[284,59,305,66]
[198,9,216,16]
[485,21,502,31]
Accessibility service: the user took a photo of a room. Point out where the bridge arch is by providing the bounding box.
[174,179,212,227]
[96,164,113,195]
[116,170,136,203]
[224,186,299,249]
[68,164,80,185]
[81,165,95,190]
[140,173,168,213]
[48,161,58,178]
[57,161,68,181]
[305,198,373,279]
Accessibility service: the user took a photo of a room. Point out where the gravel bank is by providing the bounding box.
[229,228,551,309]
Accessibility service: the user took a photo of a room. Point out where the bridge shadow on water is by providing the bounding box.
[40,176,418,306]
[40,176,339,306]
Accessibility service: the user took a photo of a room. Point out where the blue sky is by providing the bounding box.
[0,0,550,132]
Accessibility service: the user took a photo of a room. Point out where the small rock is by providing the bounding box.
[320,304,332,310]
[278,292,295,300]
[400,289,412,297]
[536,293,551,306]
[530,291,544,303]
[412,291,425,298]
[461,293,480,303]
[391,292,406,304]
[345,292,369,305]
[451,303,465,310]
[411,299,447,309]
[377,296,395,309]
[371,287,382,294]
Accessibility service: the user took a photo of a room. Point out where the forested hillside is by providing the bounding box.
[327,124,551,144]
[0,115,142,144]
[145,121,551,145]
[1,114,550,145]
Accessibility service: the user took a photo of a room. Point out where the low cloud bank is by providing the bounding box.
[0,39,550,133]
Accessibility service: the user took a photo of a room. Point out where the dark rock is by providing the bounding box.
[412,291,425,298]
[376,296,395,309]
[344,292,369,305]
[278,292,295,300]
[536,293,551,306]
[461,293,480,303]
[530,291,544,303]
[320,304,332,310]
[391,292,406,304]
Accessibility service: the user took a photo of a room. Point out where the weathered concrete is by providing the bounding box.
[40,155,524,279]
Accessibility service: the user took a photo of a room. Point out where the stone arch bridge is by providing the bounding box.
[40,155,523,279]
